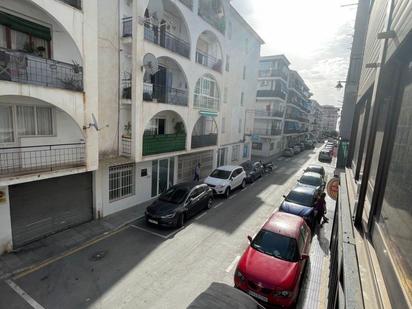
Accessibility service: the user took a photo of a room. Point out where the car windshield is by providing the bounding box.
[299,175,322,186]
[251,229,299,262]
[286,190,314,207]
[210,169,231,179]
[159,187,189,204]
[241,162,252,172]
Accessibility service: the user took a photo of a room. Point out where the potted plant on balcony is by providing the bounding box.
[174,122,185,135]
[123,121,132,138]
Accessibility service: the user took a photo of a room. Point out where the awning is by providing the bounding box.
[199,111,218,117]
[0,12,51,41]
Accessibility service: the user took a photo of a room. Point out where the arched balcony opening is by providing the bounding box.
[143,56,188,106]
[191,116,218,149]
[196,31,223,73]
[194,74,220,112]
[144,0,191,58]
[143,110,186,156]
[198,0,226,34]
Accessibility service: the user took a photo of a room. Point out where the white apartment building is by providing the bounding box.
[0,0,98,253]
[252,56,311,159]
[94,0,263,217]
[308,99,322,139]
[320,104,339,134]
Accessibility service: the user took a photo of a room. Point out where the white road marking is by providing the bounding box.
[214,202,224,209]
[228,194,237,200]
[226,255,241,273]
[130,224,184,239]
[5,279,45,309]
[277,157,284,161]
[195,212,207,220]
[241,187,248,191]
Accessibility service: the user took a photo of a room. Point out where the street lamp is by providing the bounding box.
[335,80,346,90]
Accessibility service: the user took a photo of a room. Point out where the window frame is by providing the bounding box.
[109,163,135,202]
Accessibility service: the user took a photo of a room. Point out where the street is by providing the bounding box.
[1,147,334,309]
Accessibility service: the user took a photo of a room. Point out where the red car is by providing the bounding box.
[234,212,311,308]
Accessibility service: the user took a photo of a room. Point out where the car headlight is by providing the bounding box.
[273,290,292,297]
[235,270,245,281]
[161,213,176,219]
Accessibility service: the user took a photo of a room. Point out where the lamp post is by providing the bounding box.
[335,80,347,90]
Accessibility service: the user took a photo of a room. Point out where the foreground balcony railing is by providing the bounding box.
[196,50,222,73]
[283,128,308,134]
[254,110,284,118]
[0,48,83,91]
[144,24,190,58]
[121,136,131,157]
[143,83,188,106]
[253,128,282,136]
[122,78,132,99]
[122,17,132,37]
[191,134,217,149]
[143,134,186,156]
[60,0,81,9]
[258,69,288,81]
[194,95,219,111]
[285,114,310,123]
[256,89,287,100]
[0,143,86,177]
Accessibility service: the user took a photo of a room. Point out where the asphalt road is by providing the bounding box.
[1,147,334,309]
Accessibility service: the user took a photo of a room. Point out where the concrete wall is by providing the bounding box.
[0,186,12,255]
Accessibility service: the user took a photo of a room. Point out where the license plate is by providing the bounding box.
[148,219,158,225]
[248,290,268,302]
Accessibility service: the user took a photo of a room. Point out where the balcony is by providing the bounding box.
[144,23,190,58]
[256,89,287,100]
[255,110,284,118]
[198,0,226,34]
[283,127,308,134]
[191,134,218,149]
[258,69,288,81]
[0,48,83,91]
[60,0,81,9]
[143,83,188,106]
[143,134,186,156]
[285,114,310,123]
[122,17,132,37]
[194,95,219,111]
[0,143,86,178]
[121,136,132,157]
[122,78,132,99]
[253,128,282,136]
[196,50,222,73]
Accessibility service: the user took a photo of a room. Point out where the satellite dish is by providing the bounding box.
[143,53,159,75]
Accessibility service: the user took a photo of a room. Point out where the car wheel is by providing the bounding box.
[206,197,213,209]
[241,179,246,189]
[224,187,231,199]
[176,213,185,228]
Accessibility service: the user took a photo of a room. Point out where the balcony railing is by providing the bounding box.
[194,94,219,111]
[122,78,132,99]
[283,127,308,134]
[196,50,222,73]
[143,83,188,106]
[285,114,310,123]
[253,128,282,136]
[258,69,288,81]
[0,143,86,177]
[121,136,131,157]
[143,134,186,156]
[254,110,284,118]
[191,134,218,149]
[198,7,225,34]
[144,24,190,58]
[256,89,287,100]
[179,0,193,10]
[0,48,83,91]
[60,0,81,9]
[122,17,132,37]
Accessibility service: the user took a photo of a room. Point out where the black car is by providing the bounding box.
[297,172,326,195]
[304,164,326,180]
[241,161,263,183]
[145,183,213,228]
[279,185,318,228]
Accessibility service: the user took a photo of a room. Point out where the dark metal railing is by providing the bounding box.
[258,69,288,81]
[122,78,132,99]
[254,110,284,118]
[144,24,190,58]
[143,83,188,106]
[179,0,193,10]
[0,48,83,91]
[285,114,309,123]
[0,143,86,177]
[253,128,282,136]
[191,134,217,148]
[196,50,222,73]
[193,94,219,111]
[256,89,287,100]
[60,0,81,9]
[122,17,132,37]
[121,136,132,157]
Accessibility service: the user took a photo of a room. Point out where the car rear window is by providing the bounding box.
[210,169,231,179]
[286,190,315,207]
[299,175,322,186]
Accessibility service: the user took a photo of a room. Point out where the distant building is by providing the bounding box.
[308,100,322,139]
[320,105,339,134]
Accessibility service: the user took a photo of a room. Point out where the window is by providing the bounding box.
[194,75,220,111]
[270,143,274,151]
[109,164,135,201]
[0,25,6,48]
[243,143,249,158]
[16,105,53,136]
[240,92,244,106]
[252,142,262,150]
[232,145,240,161]
[0,106,14,143]
[238,119,242,134]
[243,66,246,80]
[225,55,230,72]
[224,87,228,103]
[222,117,225,133]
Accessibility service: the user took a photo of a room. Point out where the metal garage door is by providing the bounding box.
[177,151,214,183]
[9,172,93,248]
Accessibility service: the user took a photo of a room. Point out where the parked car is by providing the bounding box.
[304,164,326,180]
[204,165,246,198]
[145,183,213,228]
[282,148,294,157]
[279,185,318,228]
[241,161,264,183]
[299,142,306,151]
[297,172,326,195]
[293,145,301,154]
[318,149,332,162]
[188,282,265,309]
[234,212,311,308]
[304,140,315,149]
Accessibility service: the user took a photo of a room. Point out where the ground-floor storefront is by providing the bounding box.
[251,136,283,159]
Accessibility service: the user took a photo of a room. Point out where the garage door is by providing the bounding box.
[177,151,214,183]
[9,172,93,248]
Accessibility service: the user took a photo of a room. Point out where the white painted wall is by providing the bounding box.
[0,186,12,255]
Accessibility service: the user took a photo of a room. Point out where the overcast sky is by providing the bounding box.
[231,0,357,107]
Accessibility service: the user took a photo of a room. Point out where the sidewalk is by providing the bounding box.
[0,200,151,280]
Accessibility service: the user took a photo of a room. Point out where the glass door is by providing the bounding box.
[151,158,175,197]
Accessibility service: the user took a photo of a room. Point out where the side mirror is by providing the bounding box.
[301,253,309,260]
[247,235,253,244]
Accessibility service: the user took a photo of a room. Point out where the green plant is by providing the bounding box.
[174,121,185,134]
[123,121,132,137]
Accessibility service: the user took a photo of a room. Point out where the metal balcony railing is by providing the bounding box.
[122,78,132,99]
[196,50,222,73]
[143,83,188,106]
[256,89,287,100]
[144,24,190,58]
[143,134,186,156]
[60,0,81,9]
[198,7,225,34]
[121,136,132,157]
[191,134,218,149]
[254,110,284,118]
[0,143,86,177]
[258,69,288,81]
[194,94,219,111]
[0,48,83,91]
[253,128,282,136]
[283,127,308,134]
[122,17,132,37]
[285,114,310,123]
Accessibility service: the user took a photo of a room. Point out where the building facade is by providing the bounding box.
[331,0,412,307]
[252,55,311,159]
[308,99,322,139]
[320,104,339,134]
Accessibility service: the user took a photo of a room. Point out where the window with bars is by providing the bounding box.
[232,145,240,162]
[109,164,135,201]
